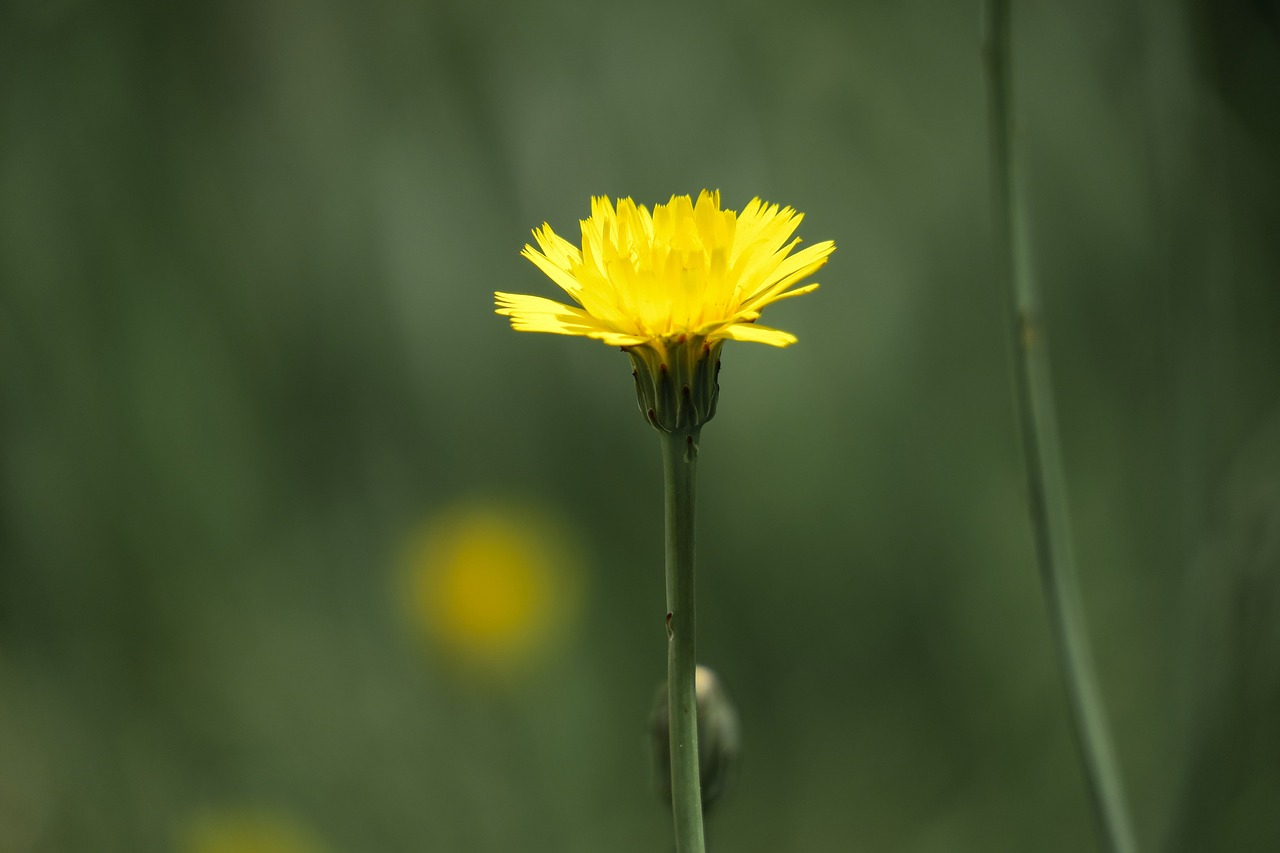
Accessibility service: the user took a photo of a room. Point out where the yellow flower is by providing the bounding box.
[496,191,833,433]
[401,502,583,677]
[496,190,834,349]
[178,810,327,853]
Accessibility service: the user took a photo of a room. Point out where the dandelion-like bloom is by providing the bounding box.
[178,810,327,853]
[496,191,834,433]
[401,502,583,678]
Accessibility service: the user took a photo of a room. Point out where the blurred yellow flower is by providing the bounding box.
[402,502,583,675]
[178,810,326,853]
[496,190,834,349]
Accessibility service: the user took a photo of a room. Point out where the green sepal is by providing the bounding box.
[627,336,723,434]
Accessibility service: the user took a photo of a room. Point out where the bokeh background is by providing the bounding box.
[3,0,1279,850]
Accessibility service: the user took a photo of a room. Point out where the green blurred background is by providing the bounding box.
[3,0,1279,850]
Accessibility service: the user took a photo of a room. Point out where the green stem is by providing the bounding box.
[982,4,1139,853]
[661,428,706,853]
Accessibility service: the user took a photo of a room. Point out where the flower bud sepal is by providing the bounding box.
[627,336,723,436]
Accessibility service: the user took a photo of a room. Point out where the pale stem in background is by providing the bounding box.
[983,3,1141,852]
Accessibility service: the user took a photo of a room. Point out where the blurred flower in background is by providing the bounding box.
[178,809,328,853]
[400,502,585,679]
[0,659,52,853]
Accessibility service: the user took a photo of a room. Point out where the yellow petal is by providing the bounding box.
[495,292,608,337]
[719,322,798,347]
[520,244,585,300]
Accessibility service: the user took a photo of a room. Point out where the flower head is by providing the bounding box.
[496,191,833,433]
[178,809,327,853]
[401,502,584,679]
[496,190,833,349]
